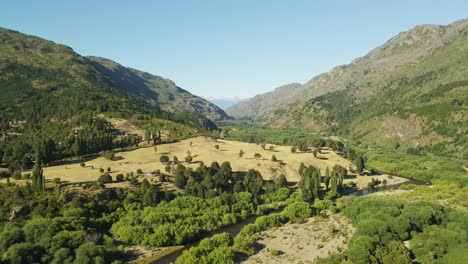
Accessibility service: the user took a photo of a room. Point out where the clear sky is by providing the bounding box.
[1,1,467,98]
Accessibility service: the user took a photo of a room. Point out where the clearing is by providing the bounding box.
[6,136,407,189]
[242,213,354,264]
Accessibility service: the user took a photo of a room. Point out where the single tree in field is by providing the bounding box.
[291,146,297,153]
[160,155,170,163]
[185,151,193,163]
[154,146,158,153]
[190,141,193,147]
[313,149,318,158]
[239,149,245,158]
[254,153,262,160]
[271,155,277,162]
[215,144,220,151]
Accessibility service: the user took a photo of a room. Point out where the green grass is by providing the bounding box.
[359,147,468,186]
[218,121,322,145]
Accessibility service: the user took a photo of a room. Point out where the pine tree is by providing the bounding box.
[324,167,330,190]
[32,156,45,193]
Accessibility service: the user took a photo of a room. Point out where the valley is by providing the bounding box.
[0,10,467,264]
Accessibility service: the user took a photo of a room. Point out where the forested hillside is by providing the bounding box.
[0,27,225,169]
[229,19,468,158]
[88,56,229,121]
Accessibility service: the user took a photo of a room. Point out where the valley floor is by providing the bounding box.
[2,136,410,192]
[242,213,354,264]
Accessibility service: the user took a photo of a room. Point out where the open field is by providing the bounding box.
[242,213,354,264]
[3,136,408,189]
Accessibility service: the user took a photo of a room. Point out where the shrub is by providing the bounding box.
[268,248,282,256]
[100,151,115,160]
[282,202,311,223]
[116,174,124,182]
[160,155,170,163]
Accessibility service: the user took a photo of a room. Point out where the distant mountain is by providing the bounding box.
[231,19,468,157]
[205,96,248,109]
[226,83,305,118]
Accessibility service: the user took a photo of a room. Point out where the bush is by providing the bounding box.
[136,169,143,174]
[100,151,115,160]
[116,174,124,182]
[80,163,86,167]
[99,174,113,184]
[160,155,170,163]
[268,248,282,256]
[282,202,311,223]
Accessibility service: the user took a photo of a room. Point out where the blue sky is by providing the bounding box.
[1,1,467,98]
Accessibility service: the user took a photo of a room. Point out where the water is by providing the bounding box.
[347,178,430,196]
[153,177,430,263]
[155,215,259,264]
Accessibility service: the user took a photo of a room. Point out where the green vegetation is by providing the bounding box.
[0,27,223,171]
[360,147,467,186]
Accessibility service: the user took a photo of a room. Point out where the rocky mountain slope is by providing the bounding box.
[229,19,468,157]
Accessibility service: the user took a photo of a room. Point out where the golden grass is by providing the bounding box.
[31,137,354,184]
[3,136,403,189]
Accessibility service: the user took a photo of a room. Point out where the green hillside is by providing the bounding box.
[0,27,224,169]
[230,19,468,158]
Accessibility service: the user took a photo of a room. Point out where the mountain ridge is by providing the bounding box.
[227,18,468,157]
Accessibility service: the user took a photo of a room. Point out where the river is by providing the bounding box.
[153,177,429,263]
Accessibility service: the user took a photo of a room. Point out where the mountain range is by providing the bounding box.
[227,19,468,157]
[0,27,228,123]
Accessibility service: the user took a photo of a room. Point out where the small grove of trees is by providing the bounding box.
[100,151,115,161]
[328,165,347,198]
[345,148,364,174]
[299,166,321,203]
[32,158,45,193]
[176,233,234,264]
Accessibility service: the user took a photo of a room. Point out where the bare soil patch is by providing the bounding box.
[242,213,354,264]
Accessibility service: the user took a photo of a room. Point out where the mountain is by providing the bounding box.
[230,19,468,157]
[0,27,226,168]
[205,96,248,109]
[88,57,229,121]
[226,83,305,118]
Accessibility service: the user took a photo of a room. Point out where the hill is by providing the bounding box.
[88,56,229,121]
[226,82,304,118]
[229,19,468,157]
[0,27,227,169]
